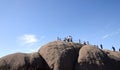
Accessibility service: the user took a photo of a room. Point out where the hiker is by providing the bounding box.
[57,37,61,41]
[100,44,103,49]
[64,37,67,42]
[67,35,72,42]
[79,39,81,44]
[87,41,89,45]
[112,46,115,51]
[96,45,99,48]
[67,36,70,42]
[69,35,72,42]
[83,42,87,45]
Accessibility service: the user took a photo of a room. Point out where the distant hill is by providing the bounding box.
[0,41,120,70]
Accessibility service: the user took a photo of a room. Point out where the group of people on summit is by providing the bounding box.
[57,35,73,42]
[57,36,120,52]
[64,35,73,42]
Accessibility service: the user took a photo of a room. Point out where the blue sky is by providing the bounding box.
[0,0,120,57]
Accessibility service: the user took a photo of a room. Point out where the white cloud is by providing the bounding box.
[16,34,45,53]
[18,34,45,47]
[29,49,36,53]
[19,34,38,45]
[21,34,37,43]
[102,34,109,39]
[102,29,120,39]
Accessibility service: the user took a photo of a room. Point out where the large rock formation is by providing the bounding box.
[75,45,120,70]
[0,52,50,70]
[103,50,120,70]
[38,41,83,70]
[75,45,108,70]
[0,41,120,70]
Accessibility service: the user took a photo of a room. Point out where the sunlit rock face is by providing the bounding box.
[0,41,120,70]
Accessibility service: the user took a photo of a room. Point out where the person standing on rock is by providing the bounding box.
[112,46,115,51]
[83,41,87,45]
[64,37,67,42]
[57,37,61,41]
[79,39,81,44]
[100,44,103,49]
[119,48,120,52]
[67,35,72,42]
[67,36,69,42]
[69,35,73,42]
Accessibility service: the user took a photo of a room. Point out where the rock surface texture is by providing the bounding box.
[0,41,120,70]
[0,52,50,70]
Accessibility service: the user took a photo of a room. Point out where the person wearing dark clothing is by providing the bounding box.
[83,42,87,45]
[112,46,115,51]
[64,38,67,42]
[70,36,72,42]
[67,35,73,42]
[67,36,70,42]
[79,39,81,44]
[100,44,103,49]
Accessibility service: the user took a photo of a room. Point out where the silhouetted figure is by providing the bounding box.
[67,35,72,42]
[67,36,70,42]
[70,36,73,42]
[64,37,67,42]
[96,45,99,48]
[100,44,103,49]
[57,37,61,41]
[119,48,120,52]
[87,41,89,45]
[93,45,96,47]
[112,46,115,51]
[83,42,87,45]
[79,39,81,44]
[93,45,98,48]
